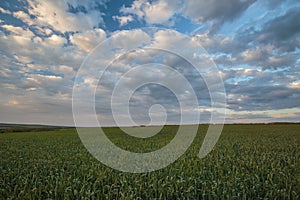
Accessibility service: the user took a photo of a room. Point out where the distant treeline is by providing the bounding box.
[0,127,62,133]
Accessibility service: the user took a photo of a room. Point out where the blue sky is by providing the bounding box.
[0,0,299,125]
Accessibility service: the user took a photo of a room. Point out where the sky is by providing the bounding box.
[0,0,300,126]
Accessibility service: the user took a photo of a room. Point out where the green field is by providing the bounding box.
[1,124,299,199]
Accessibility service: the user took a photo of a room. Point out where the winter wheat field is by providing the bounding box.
[1,0,300,199]
[1,124,299,199]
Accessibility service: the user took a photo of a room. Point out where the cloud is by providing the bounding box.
[257,7,300,52]
[227,113,271,120]
[67,0,109,10]
[0,19,95,125]
[44,34,67,48]
[1,25,36,53]
[183,0,256,29]
[1,34,75,67]
[237,7,300,53]
[113,15,134,26]
[12,0,104,33]
[72,29,226,126]
[120,0,257,31]
[192,6,300,70]
[0,7,11,14]
[70,29,106,52]
[120,0,146,19]
[225,69,300,111]
[289,81,300,89]
[12,10,31,23]
[214,46,298,69]
[226,108,300,123]
[111,29,151,50]
[5,98,22,107]
[120,0,179,25]
[0,92,74,125]
[142,0,176,24]
[1,24,34,37]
